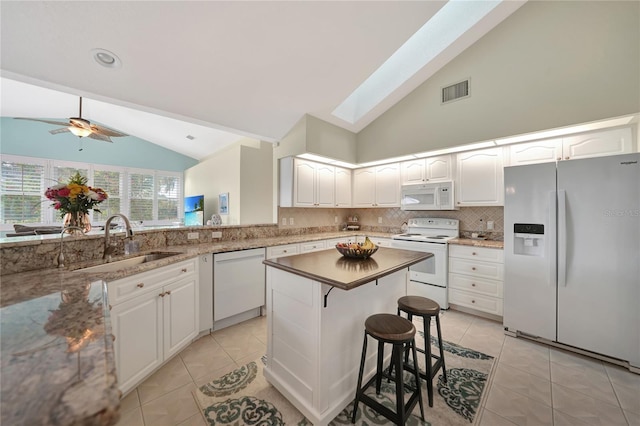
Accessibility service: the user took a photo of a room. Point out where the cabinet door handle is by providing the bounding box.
[565,156,570,160]
[137,283,144,288]
[471,283,476,287]
[109,304,112,311]
[472,252,477,255]
[471,300,476,304]
[111,334,116,342]
[181,268,187,273]
[159,292,166,297]
[472,267,476,271]
[165,290,171,295]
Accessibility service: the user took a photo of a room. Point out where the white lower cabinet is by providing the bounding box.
[448,245,504,317]
[109,258,199,395]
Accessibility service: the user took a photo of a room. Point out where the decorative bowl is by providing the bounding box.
[335,243,378,259]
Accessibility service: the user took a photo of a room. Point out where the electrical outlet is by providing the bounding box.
[378,217,383,224]
[187,232,199,240]
[289,217,294,225]
[281,217,287,226]
[211,231,222,238]
[334,216,338,224]
[486,221,494,230]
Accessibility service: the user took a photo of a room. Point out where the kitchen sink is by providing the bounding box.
[73,251,180,273]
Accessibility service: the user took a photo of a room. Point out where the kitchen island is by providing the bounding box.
[263,247,432,425]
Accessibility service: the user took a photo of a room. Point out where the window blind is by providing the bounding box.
[1,160,45,224]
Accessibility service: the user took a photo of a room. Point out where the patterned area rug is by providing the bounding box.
[193,336,494,425]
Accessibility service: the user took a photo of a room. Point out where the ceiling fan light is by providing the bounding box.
[69,126,92,138]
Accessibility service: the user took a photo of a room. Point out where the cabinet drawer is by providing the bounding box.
[266,244,299,259]
[449,258,504,281]
[449,289,503,316]
[108,259,196,305]
[449,245,504,263]
[449,273,503,298]
[300,241,326,253]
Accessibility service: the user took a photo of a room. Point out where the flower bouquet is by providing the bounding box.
[44,172,108,232]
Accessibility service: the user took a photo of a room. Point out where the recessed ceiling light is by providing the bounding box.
[91,48,122,68]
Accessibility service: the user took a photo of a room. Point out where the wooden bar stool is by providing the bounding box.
[396,296,447,407]
[352,313,425,425]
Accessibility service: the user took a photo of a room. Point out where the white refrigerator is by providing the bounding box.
[504,153,640,370]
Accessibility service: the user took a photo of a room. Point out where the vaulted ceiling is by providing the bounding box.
[1,1,524,160]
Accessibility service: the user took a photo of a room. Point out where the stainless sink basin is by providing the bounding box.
[73,252,180,273]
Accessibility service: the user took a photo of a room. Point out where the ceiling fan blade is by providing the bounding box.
[49,127,71,135]
[14,117,70,127]
[87,132,113,143]
[90,124,128,137]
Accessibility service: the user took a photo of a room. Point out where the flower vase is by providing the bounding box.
[63,212,92,234]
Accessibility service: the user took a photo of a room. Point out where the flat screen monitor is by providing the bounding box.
[184,195,204,226]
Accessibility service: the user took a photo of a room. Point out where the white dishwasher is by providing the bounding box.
[213,248,266,327]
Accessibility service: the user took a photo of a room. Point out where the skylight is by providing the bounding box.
[332,0,502,124]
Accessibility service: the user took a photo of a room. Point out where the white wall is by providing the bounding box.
[356,1,640,163]
[185,144,241,224]
[185,138,274,225]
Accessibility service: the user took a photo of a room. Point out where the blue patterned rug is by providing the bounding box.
[193,337,494,425]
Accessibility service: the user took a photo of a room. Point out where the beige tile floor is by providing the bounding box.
[115,310,639,426]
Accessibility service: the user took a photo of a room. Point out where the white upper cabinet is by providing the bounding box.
[506,127,634,166]
[352,168,376,207]
[353,163,401,207]
[280,157,336,208]
[562,127,633,160]
[401,155,453,184]
[456,147,504,207]
[334,166,352,207]
[508,138,562,166]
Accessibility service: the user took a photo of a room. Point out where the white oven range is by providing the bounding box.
[392,218,459,309]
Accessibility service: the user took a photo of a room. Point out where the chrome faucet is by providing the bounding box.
[57,226,86,268]
[103,214,134,262]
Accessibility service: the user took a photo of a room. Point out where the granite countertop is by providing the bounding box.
[0,280,120,426]
[449,238,504,249]
[263,247,432,290]
[1,230,492,424]
[0,230,392,425]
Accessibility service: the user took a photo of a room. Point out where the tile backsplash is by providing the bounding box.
[278,206,504,240]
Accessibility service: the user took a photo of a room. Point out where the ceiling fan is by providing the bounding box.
[14,96,128,142]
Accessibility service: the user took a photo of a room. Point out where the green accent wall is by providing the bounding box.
[0,117,198,171]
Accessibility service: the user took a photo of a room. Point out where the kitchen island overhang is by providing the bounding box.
[263,247,432,425]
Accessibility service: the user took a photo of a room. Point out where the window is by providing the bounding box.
[93,168,123,222]
[0,155,183,230]
[128,172,154,222]
[157,173,180,221]
[1,159,46,224]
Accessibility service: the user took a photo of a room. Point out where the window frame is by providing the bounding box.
[0,154,184,231]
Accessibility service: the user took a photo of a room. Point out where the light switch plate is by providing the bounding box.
[187,232,199,240]
[289,218,294,225]
[281,217,287,226]
[486,221,494,230]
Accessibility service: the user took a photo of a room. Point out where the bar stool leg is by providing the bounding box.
[393,342,406,425]
[410,339,425,421]
[423,314,435,407]
[352,332,368,423]
[435,314,447,383]
[376,340,384,394]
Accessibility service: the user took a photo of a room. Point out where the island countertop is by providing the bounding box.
[263,246,433,290]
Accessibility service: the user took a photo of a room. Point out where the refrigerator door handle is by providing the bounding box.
[557,189,567,287]
[548,190,557,287]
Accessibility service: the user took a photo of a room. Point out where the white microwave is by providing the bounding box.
[400,181,458,211]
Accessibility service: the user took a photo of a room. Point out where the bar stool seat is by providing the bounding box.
[352,313,425,425]
[396,296,447,407]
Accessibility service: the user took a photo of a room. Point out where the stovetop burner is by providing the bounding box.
[392,218,460,242]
